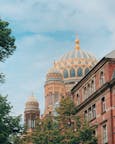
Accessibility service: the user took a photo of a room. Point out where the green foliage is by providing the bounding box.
[31,117,62,144]
[24,97,97,144]
[56,96,76,116]
[0,95,23,144]
[0,18,16,62]
[77,122,97,144]
[0,18,16,82]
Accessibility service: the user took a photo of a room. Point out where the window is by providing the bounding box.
[28,119,35,128]
[54,92,59,103]
[77,94,80,105]
[77,67,83,77]
[28,119,31,128]
[93,129,97,137]
[101,97,106,113]
[102,124,108,144]
[88,107,92,121]
[48,92,53,105]
[91,80,95,93]
[87,84,91,97]
[85,68,90,75]
[92,104,96,119]
[84,110,88,121]
[84,87,87,100]
[70,68,75,77]
[31,120,35,128]
[100,71,105,86]
[63,69,68,78]
[88,104,96,121]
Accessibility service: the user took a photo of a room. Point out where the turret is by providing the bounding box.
[24,94,40,132]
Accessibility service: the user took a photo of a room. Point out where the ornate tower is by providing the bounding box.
[44,67,66,115]
[24,94,40,132]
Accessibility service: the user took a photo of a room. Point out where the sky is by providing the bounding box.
[0,0,115,118]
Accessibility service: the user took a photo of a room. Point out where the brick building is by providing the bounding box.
[71,50,115,144]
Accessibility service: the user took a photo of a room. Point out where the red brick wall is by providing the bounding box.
[73,59,115,144]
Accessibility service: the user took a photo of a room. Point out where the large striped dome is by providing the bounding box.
[60,48,96,61]
[58,39,96,64]
[49,38,97,84]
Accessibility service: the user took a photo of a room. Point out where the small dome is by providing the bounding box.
[48,67,61,74]
[25,95,39,112]
[27,95,38,102]
[45,67,63,84]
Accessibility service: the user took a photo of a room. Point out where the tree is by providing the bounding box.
[56,97,97,144]
[31,116,62,144]
[0,18,16,82]
[56,97,80,144]
[0,95,23,144]
[0,18,21,143]
[29,97,97,144]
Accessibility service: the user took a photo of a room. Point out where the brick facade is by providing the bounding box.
[71,53,115,144]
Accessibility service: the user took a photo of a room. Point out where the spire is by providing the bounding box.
[75,35,80,50]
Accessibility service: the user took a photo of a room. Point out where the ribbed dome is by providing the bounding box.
[49,38,97,83]
[25,95,39,111]
[60,48,96,61]
[46,67,63,84]
[48,67,61,74]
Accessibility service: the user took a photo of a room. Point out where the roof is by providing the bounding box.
[105,50,115,59]
[26,95,38,103]
[60,48,96,61]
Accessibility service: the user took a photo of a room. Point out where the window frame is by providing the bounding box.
[102,124,108,144]
[100,71,105,86]
[101,97,106,114]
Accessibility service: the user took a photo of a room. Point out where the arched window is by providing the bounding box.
[77,94,80,105]
[77,67,83,77]
[54,92,59,103]
[84,87,87,100]
[87,84,91,96]
[70,68,75,77]
[101,97,106,113]
[100,71,105,86]
[63,69,68,78]
[85,68,90,75]
[91,80,95,93]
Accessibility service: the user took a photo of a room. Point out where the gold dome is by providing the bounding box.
[48,37,97,84]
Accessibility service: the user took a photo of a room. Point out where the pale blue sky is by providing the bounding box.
[0,0,115,118]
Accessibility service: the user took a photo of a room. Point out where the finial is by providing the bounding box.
[75,34,80,50]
